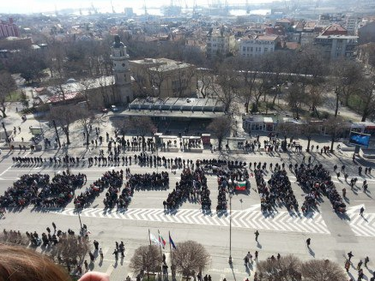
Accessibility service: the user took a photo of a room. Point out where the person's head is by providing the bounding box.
[0,243,71,281]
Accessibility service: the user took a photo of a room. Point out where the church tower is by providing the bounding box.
[111,35,133,104]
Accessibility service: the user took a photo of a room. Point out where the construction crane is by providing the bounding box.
[111,0,116,13]
[91,2,98,14]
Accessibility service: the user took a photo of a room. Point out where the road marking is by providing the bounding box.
[55,207,330,235]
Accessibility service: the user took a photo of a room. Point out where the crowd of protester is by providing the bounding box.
[74,170,123,209]
[164,167,211,211]
[296,163,346,213]
[127,171,169,190]
[255,167,298,213]
[0,173,86,209]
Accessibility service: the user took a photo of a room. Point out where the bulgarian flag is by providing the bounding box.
[235,181,247,191]
[158,231,166,248]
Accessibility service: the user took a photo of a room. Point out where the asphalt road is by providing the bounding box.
[1,148,375,281]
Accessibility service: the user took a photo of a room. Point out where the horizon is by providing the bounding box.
[0,0,286,15]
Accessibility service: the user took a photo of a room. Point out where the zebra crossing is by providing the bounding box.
[347,206,375,237]
[55,207,330,235]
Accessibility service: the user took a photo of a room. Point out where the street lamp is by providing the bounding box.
[228,187,233,265]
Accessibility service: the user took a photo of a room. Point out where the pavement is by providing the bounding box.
[1,102,375,281]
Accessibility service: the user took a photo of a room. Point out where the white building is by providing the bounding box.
[206,28,235,57]
[110,35,133,104]
[314,35,358,59]
[239,35,279,57]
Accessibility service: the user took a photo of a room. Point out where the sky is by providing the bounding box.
[0,0,285,14]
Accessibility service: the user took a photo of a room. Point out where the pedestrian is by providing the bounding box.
[348,251,354,261]
[337,172,340,179]
[93,240,99,251]
[254,230,259,242]
[46,227,51,234]
[360,207,365,216]
[99,248,104,261]
[345,259,350,272]
[277,253,281,260]
[113,249,118,260]
[365,256,370,267]
[358,268,364,280]
[357,260,363,270]
[84,260,88,272]
[342,188,347,198]
[52,222,56,231]
[306,238,311,247]
[89,251,95,263]
[255,250,258,260]
[244,255,249,266]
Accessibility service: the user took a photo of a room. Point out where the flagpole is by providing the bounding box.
[158,230,164,280]
[148,229,151,246]
[169,231,173,264]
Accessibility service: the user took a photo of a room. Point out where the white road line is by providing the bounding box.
[53,208,331,235]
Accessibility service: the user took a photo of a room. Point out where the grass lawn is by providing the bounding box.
[5,91,24,102]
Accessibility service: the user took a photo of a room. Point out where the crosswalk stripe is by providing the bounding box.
[53,208,330,234]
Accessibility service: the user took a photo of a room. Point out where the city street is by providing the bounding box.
[1,146,375,281]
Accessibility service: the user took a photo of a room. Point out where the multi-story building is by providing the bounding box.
[206,28,235,57]
[314,35,358,59]
[345,16,359,35]
[314,23,358,59]
[129,58,197,99]
[0,18,20,39]
[238,35,279,57]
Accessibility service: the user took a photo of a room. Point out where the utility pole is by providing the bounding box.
[53,120,61,148]
[1,122,9,145]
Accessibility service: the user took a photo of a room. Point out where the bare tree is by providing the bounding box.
[173,65,196,98]
[276,122,298,151]
[301,260,347,281]
[286,83,307,119]
[257,255,302,281]
[49,234,90,270]
[330,59,364,116]
[196,69,215,98]
[299,118,321,152]
[48,105,78,145]
[0,71,17,117]
[173,240,210,280]
[355,77,375,122]
[324,116,349,152]
[236,56,259,113]
[207,116,232,150]
[76,107,94,146]
[305,84,326,118]
[215,59,240,112]
[129,245,162,280]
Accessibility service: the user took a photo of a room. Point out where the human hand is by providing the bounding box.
[78,271,110,281]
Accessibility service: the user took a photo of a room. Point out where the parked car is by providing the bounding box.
[100,107,108,113]
[111,105,119,112]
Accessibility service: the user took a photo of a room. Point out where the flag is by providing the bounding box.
[149,232,161,246]
[169,233,177,249]
[159,232,166,248]
[235,181,247,191]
